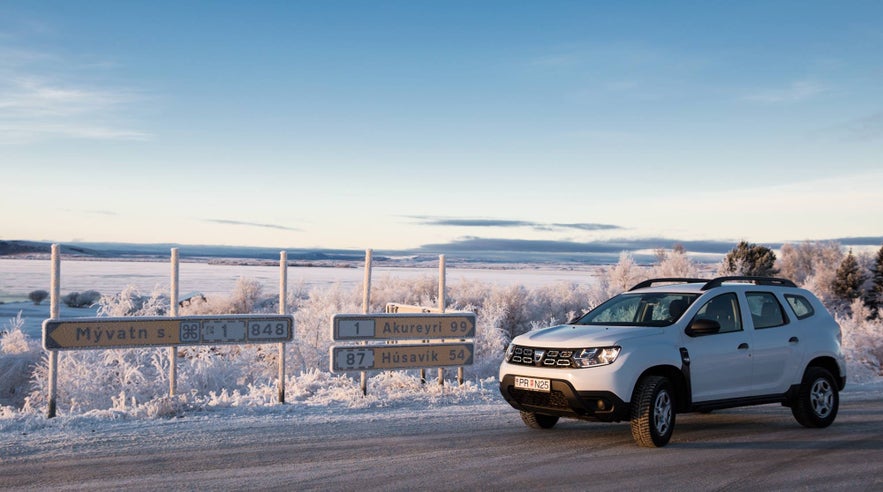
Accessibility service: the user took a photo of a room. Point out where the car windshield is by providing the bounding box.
[574,293,700,327]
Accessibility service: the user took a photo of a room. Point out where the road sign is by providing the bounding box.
[43,314,294,350]
[331,313,476,341]
[330,343,474,372]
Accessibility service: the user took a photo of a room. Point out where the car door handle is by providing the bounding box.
[738,343,749,350]
[789,336,799,343]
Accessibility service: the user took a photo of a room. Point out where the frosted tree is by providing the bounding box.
[778,241,844,285]
[719,241,777,277]
[832,250,865,312]
[864,244,883,318]
[597,252,648,300]
[652,244,700,279]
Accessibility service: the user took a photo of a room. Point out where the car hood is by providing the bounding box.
[513,324,661,347]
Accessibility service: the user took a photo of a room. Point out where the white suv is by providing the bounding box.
[499,276,846,447]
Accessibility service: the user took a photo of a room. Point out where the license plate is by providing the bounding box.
[514,376,550,393]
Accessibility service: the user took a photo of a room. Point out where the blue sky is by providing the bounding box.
[1,1,881,254]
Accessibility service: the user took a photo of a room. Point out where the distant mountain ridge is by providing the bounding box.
[2,237,881,266]
[0,240,369,262]
[0,240,106,257]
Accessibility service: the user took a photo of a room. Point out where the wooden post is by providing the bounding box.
[169,248,179,397]
[47,244,61,418]
[278,251,287,404]
[438,255,445,387]
[360,249,372,396]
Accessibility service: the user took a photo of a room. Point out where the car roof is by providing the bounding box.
[627,276,798,294]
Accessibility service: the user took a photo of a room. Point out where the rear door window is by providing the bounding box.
[747,292,788,329]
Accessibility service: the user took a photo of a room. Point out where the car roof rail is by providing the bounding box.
[701,276,797,290]
[628,278,710,291]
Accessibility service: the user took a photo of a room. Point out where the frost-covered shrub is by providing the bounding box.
[229,277,265,313]
[28,290,48,305]
[0,313,42,408]
[62,290,102,308]
[180,277,275,315]
[652,247,701,279]
[838,299,883,383]
[597,252,648,301]
[98,286,169,317]
[778,241,843,286]
[368,274,439,310]
[289,283,360,374]
[26,347,170,414]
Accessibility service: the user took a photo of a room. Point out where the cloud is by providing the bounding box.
[416,237,740,255]
[529,52,583,68]
[202,219,301,232]
[829,110,883,142]
[409,216,622,233]
[742,80,826,103]
[552,223,623,232]
[414,235,883,259]
[0,43,151,144]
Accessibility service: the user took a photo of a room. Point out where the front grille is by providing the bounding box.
[508,345,575,368]
[510,388,570,409]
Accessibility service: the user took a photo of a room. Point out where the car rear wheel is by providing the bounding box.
[520,411,559,429]
[792,367,839,428]
[631,375,675,447]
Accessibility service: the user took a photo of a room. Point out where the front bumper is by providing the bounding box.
[499,374,630,422]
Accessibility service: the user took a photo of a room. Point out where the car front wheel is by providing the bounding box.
[631,375,675,447]
[792,367,839,428]
[520,411,559,429]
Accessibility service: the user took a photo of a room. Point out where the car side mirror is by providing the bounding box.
[685,318,720,337]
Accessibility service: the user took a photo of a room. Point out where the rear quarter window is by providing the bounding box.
[785,294,815,320]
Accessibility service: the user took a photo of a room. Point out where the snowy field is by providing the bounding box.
[0,257,602,336]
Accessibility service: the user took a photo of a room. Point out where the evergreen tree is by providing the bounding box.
[864,244,883,317]
[720,241,778,277]
[831,249,865,303]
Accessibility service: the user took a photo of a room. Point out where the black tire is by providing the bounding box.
[520,411,559,429]
[631,375,676,447]
[791,367,839,428]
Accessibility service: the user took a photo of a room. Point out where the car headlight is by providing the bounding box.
[573,347,620,368]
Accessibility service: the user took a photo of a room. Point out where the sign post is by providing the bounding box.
[360,249,372,395]
[278,251,287,404]
[47,244,60,418]
[438,255,446,386]
[169,248,179,397]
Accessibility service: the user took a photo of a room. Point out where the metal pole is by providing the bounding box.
[438,254,445,387]
[169,248,179,397]
[278,251,287,404]
[361,249,372,396]
[47,244,61,418]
